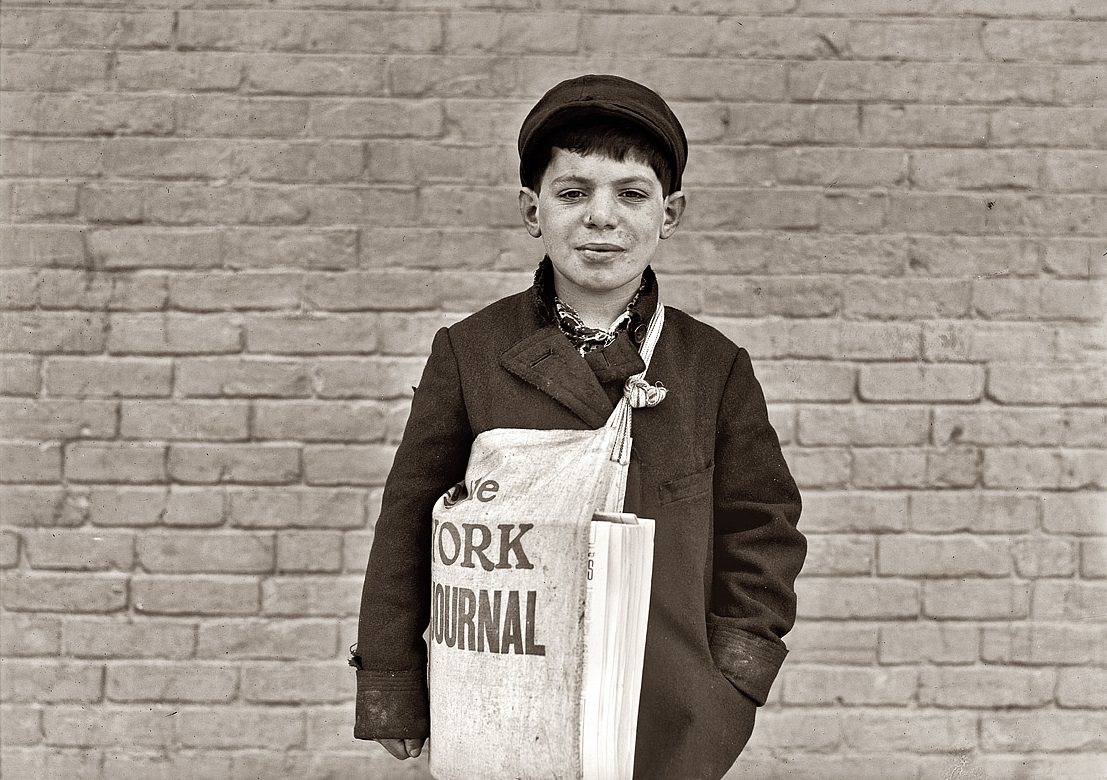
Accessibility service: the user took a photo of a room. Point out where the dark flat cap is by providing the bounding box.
[518,74,688,194]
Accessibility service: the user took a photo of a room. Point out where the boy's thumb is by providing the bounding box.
[405,738,423,757]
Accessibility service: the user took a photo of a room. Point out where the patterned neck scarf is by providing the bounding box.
[553,282,646,356]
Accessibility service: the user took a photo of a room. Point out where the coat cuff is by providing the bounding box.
[707,619,788,706]
[353,669,430,740]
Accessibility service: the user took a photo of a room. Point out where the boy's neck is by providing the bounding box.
[552,273,641,330]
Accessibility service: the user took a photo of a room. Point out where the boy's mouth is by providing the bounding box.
[577,243,624,253]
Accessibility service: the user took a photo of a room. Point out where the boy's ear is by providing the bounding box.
[659,191,686,240]
[518,188,542,238]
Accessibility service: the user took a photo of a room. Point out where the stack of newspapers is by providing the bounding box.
[427,510,655,780]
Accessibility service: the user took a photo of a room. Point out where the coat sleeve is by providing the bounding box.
[353,326,473,740]
[708,347,806,707]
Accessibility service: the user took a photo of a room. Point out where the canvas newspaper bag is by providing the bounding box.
[427,302,667,780]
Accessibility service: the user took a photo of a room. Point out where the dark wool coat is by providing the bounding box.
[354,263,806,780]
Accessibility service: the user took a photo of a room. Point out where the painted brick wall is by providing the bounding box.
[1,2,1105,778]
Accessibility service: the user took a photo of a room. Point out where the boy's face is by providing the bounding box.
[519,148,685,306]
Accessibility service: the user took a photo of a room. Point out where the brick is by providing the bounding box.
[802,491,907,533]
[176,357,311,399]
[782,666,916,706]
[974,279,1105,322]
[984,448,1105,490]
[121,401,250,441]
[921,666,1053,708]
[11,182,79,219]
[176,707,303,749]
[452,12,579,53]
[132,576,259,616]
[223,228,358,270]
[0,661,103,703]
[1044,238,1107,278]
[0,486,86,527]
[982,624,1107,666]
[988,363,1106,405]
[797,578,919,619]
[45,358,173,398]
[879,535,1010,577]
[101,751,234,780]
[44,706,173,747]
[0,442,62,484]
[1,355,40,395]
[981,712,1107,752]
[739,711,842,752]
[253,401,389,442]
[923,321,1056,362]
[818,192,887,232]
[0,312,105,353]
[235,142,364,184]
[702,276,840,317]
[797,405,928,446]
[87,487,170,528]
[1058,668,1107,708]
[775,148,906,188]
[179,11,439,52]
[244,314,378,354]
[934,407,1103,447]
[309,98,444,139]
[1,139,102,177]
[1,52,111,92]
[86,229,221,271]
[343,531,373,574]
[1,93,174,137]
[276,531,343,573]
[117,52,243,91]
[106,663,237,703]
[851,448,927,489]
[0,225,85,268]
[910,150,1039,190]
[923,579,1030,619]
[64,618,195,660]
[0,529,18,567]
[1,9,173,48]
[168,444,300,485]
[242,55,386,96]
[925,447,981,488]
[36,270,166,311]
[375,312,455,356]
[108,313,241,355]
[302,444,395,485]
[878,622,978,665]
[862,104,988,147]
[261,576,361,616]
[803,536,873,575]
[787,447,851,488]
[227,488,365,529]
[0,705,41,745]
[909,236,1039,278]
[792,61,1053,104]
[2,572,127,613]
[686,190,819,231]
[1,614,61,656]
[175,95,309,138]
[303,270,436,311]
[842,712,976,753]
[23,530,133,571]
[859,363,983,402]
[1032,580,1107,620]
[1083,539,1107,578]
[845,280,971,320]
[65,442,166,484]
[755,361,854,402]
[312,357,424,399]
[138,532,274,574]
[141,183,248,226]
[785,621,878,664]
[1012,537,1076,577]
[975,755,1107,780]
[983,20,1107,62]
[241,662,348,704]
[0,400,116,438]
[909,491,1037,534]
[196,619,336,660]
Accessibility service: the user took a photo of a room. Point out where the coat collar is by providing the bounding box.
[501,258,656,428]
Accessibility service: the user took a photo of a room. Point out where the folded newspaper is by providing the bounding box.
[428,509,655,780]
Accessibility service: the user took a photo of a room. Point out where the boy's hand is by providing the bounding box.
[377,738,425,760]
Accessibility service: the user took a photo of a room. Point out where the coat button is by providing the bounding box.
[632,323,648,343]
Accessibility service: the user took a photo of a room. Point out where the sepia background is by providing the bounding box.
[1,1,1105,778]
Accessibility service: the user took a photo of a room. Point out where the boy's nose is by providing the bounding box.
[585,194,617,228]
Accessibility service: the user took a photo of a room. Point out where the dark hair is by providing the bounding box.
[522,117,674,197]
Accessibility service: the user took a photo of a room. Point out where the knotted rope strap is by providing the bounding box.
[609,302,666,463]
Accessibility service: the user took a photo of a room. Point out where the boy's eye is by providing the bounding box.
[558,189,586,200]
[620,190,648,200]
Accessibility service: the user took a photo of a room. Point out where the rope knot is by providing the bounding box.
[624,377,667,409]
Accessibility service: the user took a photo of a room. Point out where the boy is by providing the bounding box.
[352,74,806,779]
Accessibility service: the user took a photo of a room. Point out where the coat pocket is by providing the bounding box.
[659,463,714,505]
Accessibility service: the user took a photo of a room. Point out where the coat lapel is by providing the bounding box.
[500,327,615,429]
